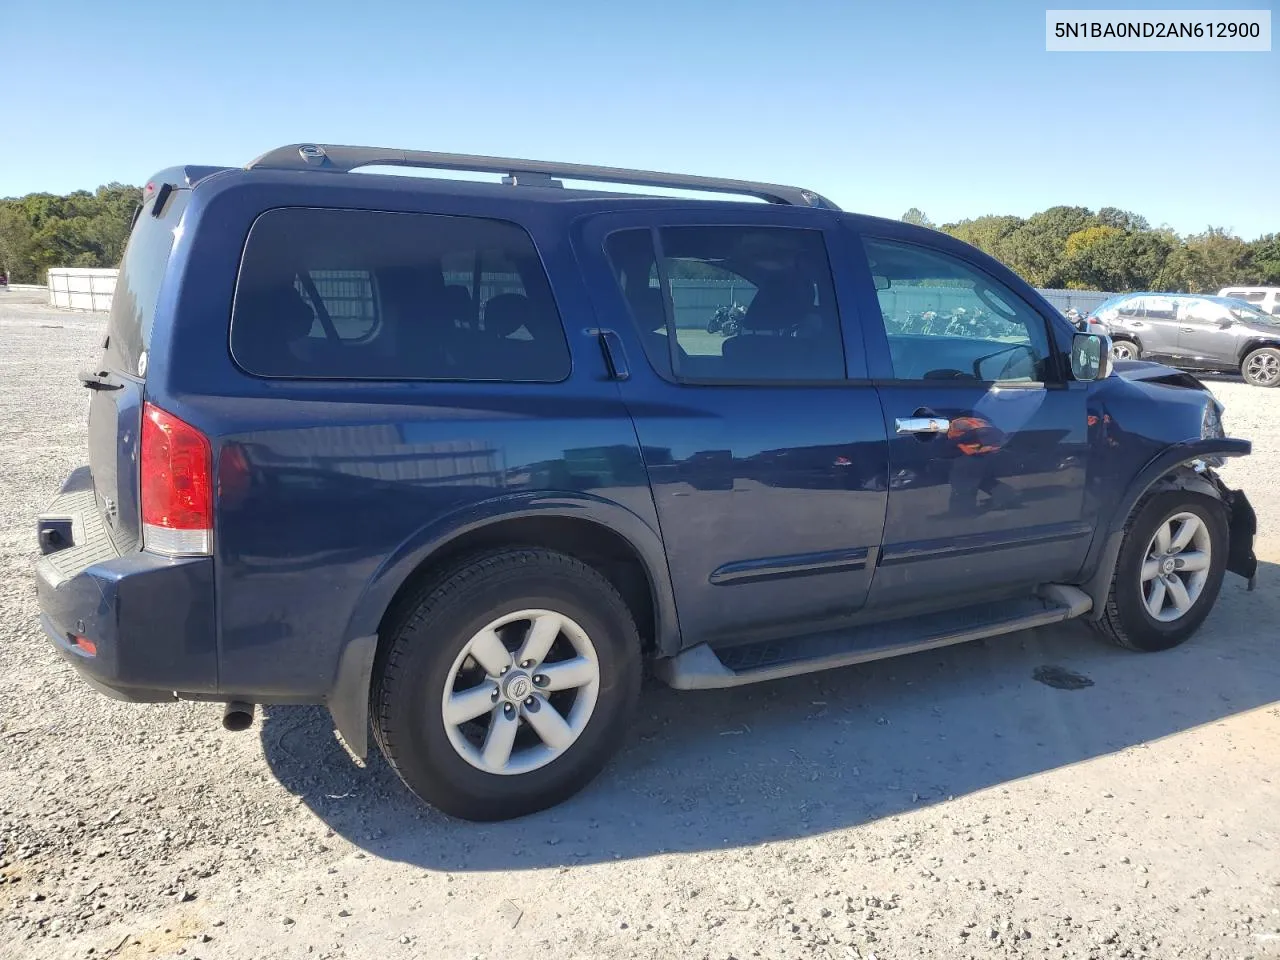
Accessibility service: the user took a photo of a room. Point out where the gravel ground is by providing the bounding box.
[1,290,1278,960]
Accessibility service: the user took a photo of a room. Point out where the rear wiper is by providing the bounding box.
[77,368,123,391]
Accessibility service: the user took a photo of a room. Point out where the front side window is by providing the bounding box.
[863,237,1052,383]
[1178,298,1214,323]
[604,225,846,382]
[231,208,570,381]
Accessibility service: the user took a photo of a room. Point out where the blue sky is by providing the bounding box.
[2,0,1276,238]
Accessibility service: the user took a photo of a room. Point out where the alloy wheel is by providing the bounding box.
[441,609,600,776]
[1140,512,1212,622]
[1245,352,1280,385]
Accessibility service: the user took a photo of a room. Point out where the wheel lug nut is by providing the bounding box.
[519,660,533,669]
[525,696,535,706]
[500,666,509,675]
[533,674,548,687]
[503,703,515,718]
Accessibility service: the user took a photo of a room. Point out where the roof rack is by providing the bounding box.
[246,143,839,210]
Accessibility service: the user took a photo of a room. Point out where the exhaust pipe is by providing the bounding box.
[222,701,256,732]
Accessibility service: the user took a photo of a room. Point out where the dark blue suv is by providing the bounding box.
[36,144,1257,820]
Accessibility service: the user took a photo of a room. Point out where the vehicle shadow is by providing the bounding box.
[259,561,1280,870]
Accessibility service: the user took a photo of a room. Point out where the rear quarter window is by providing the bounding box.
[230,208,570,382]
[104,188,189,376]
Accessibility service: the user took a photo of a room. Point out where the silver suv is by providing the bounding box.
[1090,293,1280,387]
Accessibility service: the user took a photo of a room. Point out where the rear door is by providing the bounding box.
[844,225,1092,610]
[1134,295,1183,358]
[576,209,889,648]
[87,184,190,553]
[1176,297,1231,364]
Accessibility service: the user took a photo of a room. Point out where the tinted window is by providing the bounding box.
[104,188,189,376]
[1178,298,1216,323]
[863,237,1051,382]
[1115,296,1145,316]
[231,209,569,381]
[604,226,845,382]
[1144,296,1177,320]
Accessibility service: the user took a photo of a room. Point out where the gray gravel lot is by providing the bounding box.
[1,290,1278,960]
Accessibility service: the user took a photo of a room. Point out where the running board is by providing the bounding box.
[655,585,1091,690]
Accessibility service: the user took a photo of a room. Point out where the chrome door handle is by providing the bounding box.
[895,416,951,435]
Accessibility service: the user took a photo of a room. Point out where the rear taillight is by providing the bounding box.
[141,402,212,556]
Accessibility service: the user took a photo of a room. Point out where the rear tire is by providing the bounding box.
[1092,491,1228,652]
[372,548,642,821]
[1241,346,1280,387]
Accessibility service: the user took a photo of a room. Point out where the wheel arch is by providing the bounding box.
[325,493,681,757]
[1237,337,1280,365]
[1079,438,1252,620]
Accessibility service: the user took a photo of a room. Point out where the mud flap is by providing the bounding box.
[1223,487,1258,590]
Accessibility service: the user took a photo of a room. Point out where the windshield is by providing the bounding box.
[1223,300,1280,324]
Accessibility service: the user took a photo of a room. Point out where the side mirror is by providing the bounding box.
[1217,317,1235,328]
[872,275,890,291]
[1071,333,1112,381]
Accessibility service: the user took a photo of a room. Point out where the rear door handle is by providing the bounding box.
[895,416,951,435]
[595,329,630,381]
[77,368,122,391]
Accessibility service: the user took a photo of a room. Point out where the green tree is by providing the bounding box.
[940,215,1025,263]
[0,183,140,282]
[1158,227,1253,292]
[901,207,934,228]
[1246,233,1280,284]
[999,206,1098,287]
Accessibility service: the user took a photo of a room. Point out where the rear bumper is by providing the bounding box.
[35,468,218,701]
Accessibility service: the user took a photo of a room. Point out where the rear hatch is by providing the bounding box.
[86,184,190,553]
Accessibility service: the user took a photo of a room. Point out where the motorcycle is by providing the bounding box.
[707,302,747,337]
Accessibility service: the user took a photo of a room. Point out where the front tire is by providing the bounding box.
[1092,491,1228,652]
[1241,346,1280,387]
[372,549,642,820]
[1111,339,1139,361]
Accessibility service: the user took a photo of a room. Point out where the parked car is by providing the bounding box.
[1218,286,1280,317]
[36,144,1257,821]
[1089,292,1280,386]
[1065,307,1111,337]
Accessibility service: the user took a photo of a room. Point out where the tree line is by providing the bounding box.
[1,183,1276,295]
[903,206,1279,293]
[0,185,139,283]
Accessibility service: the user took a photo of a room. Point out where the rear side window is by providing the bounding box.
[105,188,189,376]
[231,209,570,381]
[604,225,846,382]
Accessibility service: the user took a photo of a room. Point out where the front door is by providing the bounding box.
[847,228,1092,610]
[576,211,889,648]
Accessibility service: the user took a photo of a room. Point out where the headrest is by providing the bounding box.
[484,293,531,338]
[441,284,473,321]
[243,283,317,339]
[629,287,668,331]
[741,280,812,332]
